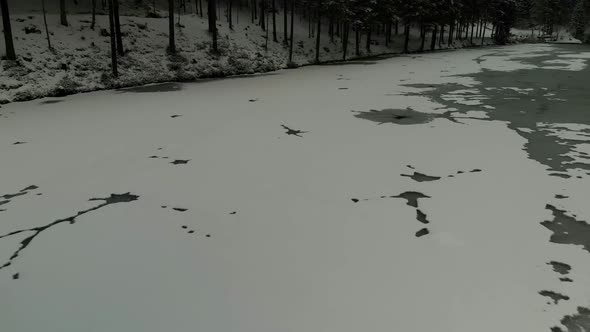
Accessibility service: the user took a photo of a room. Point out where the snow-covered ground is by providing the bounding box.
[1,44,589,332]
[1,7,494,103]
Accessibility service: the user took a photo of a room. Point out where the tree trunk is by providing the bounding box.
[168,0,175,53]
[272,0,277,41]
[395,20,398,34]
[288,0,294,63]
[60,0,68,26]
[430,24,437,51]
[1,0,16,60]
[314,0,321,62]
[448,22,454,45]
[342,22,349,60]
[355,28,359,56]
[208,0,216,32]
[228,0,233,30]
[439,24,444,47]
[91,0,96,29]
[283,0,288,44]
[199,0,203,17]
[470,21,475,44]
[365,26,371,53]
[419,24,425,52]
[41,0,51,49]
[259,0,265,31]
[403,24,410,53]
[481,21,486,45]
[108,0,117,76]
[113,0,123,55]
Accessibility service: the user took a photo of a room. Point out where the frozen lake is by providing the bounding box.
[1,44,589,332]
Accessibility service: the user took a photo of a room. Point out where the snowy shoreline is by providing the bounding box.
[1,12,505,106]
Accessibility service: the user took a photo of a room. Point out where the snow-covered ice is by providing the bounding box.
[1,44,590,332]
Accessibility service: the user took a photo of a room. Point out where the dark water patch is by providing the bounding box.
[13,141,27,145]
[0,193,139,271]
[188,230,195,234]
[398,45,590,174]
[249,98,258,102]
[559,277,573,282]
[149,155,159,159]
[551,307,590,332]
[351,198,359,203]
[319,61,377,66]
[182,225,188,229]
[281,125,308,137]
[539,290,570,304]
[12,273,19,280]
[415,228,430,237]
[173,207,188,212]
[118,82,183,93]
[416,209,430,224]
[555,194,569,199]
[171,159,190,165]
[393,191,431,208]
[170,114,182,118]
[338,87,349,90]
[39,100,64,104]
[401,172,441,182]
[550,173,572,179]
[353,108,434,125]
[230,211,237,215]
[206,234,211,237]
[470,169,482,173]
[548,261,572,275]
[542,204,590,253]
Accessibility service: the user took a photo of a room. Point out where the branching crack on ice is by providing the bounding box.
[0,193,139,271]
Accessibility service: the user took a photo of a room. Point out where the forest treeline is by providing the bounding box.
[2,0,589,75]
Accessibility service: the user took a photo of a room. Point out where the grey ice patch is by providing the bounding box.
[392,191,430,208]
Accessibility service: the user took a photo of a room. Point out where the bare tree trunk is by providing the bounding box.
[288,0,294,63]
[108,0,118,76]
[60,0,68,26]
[91,0,96,29]
[228,0,233,29]
[481,21,486,45]
[199,0,203,17]
[168,0,175,53]
[342,22,349,60]
[271,0,277,41]
[355,28,359,56]
[403,23,410,53]
[365,26,371,53]
[430,24,437,51]
[283,0,287,44]
[259,0,265,30]
[314,0,321,62]
[208,0,218,52]
[41,0,52,49]
[1,0,16,60]
[439,24,444,47]
[113,0,124,55]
